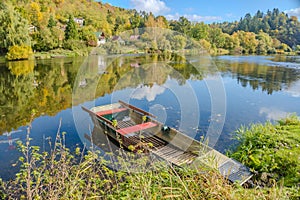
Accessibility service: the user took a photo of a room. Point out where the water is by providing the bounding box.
[1,54,300,180]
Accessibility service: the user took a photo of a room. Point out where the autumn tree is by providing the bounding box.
[145,13,156,27]
[28,2,43,27]
[256,31,275,54]
[156,16,168,28]
[0,3,31,54]
[217,8,300,48]
[233,31,258,53]
[208,27,226,48]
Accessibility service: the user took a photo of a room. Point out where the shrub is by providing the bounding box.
[230,115,300,187]
[63,39,86,51]
[6,45,33,61]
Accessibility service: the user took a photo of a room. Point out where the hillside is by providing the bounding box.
[0,0,299,60]
[0,0,135,57]
[216,9,300,49]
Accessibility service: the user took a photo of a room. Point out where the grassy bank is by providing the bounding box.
[2,46,297,62]
[34,48,92,59]
[229,115,300,188]
[0,116,299,199]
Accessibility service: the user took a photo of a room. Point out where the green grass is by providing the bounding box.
[34,48,91,59]
[229,115,300,187]
[0,116,299,199]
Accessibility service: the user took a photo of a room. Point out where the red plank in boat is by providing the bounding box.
[96,108,127,116]
[117,122,157,135]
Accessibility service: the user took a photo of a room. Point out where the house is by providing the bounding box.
[28,25,37,34]
[130,35,140,40]
[59,24,67,31]
[74,17,84,26]
[130,63,140,68]
[95,32,106,46]
[79,79,87,87]
[112,36,125,45]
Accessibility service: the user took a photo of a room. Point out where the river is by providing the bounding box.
[0,54,300,180]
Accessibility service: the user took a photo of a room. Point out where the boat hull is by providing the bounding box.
[83,101,253,185]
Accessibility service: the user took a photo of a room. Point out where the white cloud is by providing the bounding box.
[284,80,300,97]
[166,13,222,22]
[130,0,170,15]
[131,84,165,101]
[259,107,289,121]
[284,7,300,17]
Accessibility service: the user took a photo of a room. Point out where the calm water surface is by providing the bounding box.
[1,54,300,180]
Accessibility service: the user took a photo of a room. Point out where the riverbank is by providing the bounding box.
[0,116,299,199]
[1,47,298,62]
[0,48,92,61]
[229,115,300,187]
[33,48,92,59]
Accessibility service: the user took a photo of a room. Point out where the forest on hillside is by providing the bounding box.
[0,0,299,60]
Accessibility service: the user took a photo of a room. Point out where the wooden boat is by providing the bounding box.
[82,100,252,185]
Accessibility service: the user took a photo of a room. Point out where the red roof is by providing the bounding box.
[117,122,157,135]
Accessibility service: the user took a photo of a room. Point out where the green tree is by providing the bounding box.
[171,35,187,50]
[48,15,57,28]
[114,16,126,34]
[170,17,191,35]
[130,12,141,29]
[158,38,171,51]
[79,25,97,46]
[0,3,31,53]
[256,31,274,54]
[217,8,300,48]
[190,22,208,40]
[208,27,226,48]
[223,33,238,50]
[33,27,61,51]
[65,15,78,40]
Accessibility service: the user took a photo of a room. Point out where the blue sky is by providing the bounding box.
[101,0,300,23]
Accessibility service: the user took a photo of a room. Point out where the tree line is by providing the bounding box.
[0,0,299,60]
[216,9,300,48]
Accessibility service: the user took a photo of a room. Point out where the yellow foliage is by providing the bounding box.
[54,0,64,5]
[199,39,211,51]
[156,16,167,28]
[40,88,50,107]
[145,14,156,27]
[7,60,34,76]
[29,2,43,24]
[6,45,33,61]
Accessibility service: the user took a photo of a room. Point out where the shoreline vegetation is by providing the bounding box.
[0,116,299,199]
[1,0,300,61]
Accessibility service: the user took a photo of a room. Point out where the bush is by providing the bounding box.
[230,115,300,187]
[6,45,33,61]
[63,39,86,51]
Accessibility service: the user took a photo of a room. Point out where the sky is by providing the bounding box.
[101,0,300,23]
